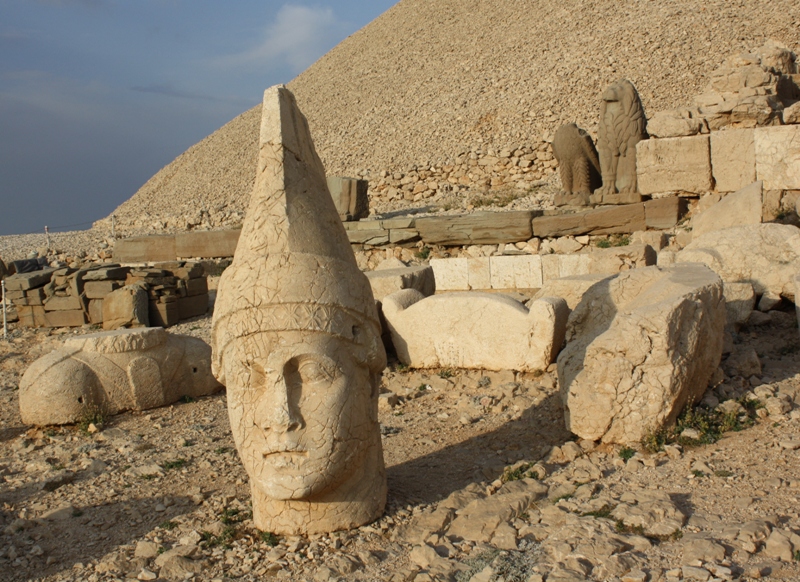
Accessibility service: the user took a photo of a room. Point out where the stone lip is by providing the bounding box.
[559,264,726,444]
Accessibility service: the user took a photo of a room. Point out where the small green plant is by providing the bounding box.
[641,428,670,454]
[395,362,409,372]
[553,493,573,503]
[77,407,105,435]
[501,462,534,483]
[164,458,188,470]
[614,236,631,247]
[692,469,707,478]
[140,474,156,481]
[260,531,280,546]
[157,546,166,555]
[618,446,636,461]
[417,384,429,392]
[596,239,612,249]
[179,395,196,404]
[615,520,645,536]
[438,368,455,379]
[794,549,800,561]
[71,508,84,518]
[214,447,232,455]
[581,505,613,519]
[415,246,431,260]
[159,521,178,530]
[714,470,734,478]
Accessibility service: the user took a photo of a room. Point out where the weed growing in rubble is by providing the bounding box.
[415,246,431,260]
[641,396,763,453]
[260,531,280,546]
[77,407,105,435]
[455,546,543,582]
[618,446,636,461]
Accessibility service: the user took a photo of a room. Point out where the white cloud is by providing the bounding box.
[217,4,345,74]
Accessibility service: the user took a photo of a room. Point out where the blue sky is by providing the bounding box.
[0,0,396,236]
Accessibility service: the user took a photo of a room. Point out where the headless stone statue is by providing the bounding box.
[211,85,387,535]
[594,79,647,204]
[552,123,602,206]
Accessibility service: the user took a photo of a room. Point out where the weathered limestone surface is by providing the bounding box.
[595,79,647,204]
[677,223,800,300]
[3,269,55,292]
[754,125,800,190]
[103,285,149,330]
[636,135,712,194]
[175,229,241,259]
[710,128,756,192]
[559,264,725,444]
[552,123,601,200]
[724,282,756,328]
[114,235,177,263]
[365,265,435,301]
[692,181,763,238]
[211,86,387,535]
[382,289,568,372]
[646,110,704,138]
[19,327,222,425]
[328,176,369,222]
[532,274,611,311]
[415,211,534,245]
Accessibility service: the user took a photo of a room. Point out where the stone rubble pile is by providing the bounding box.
[2,262,209,329]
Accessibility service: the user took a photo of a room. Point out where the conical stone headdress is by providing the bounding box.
[211,85,385,382]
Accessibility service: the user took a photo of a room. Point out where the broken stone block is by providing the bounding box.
[531,274,611,311]
[489,255,543,289]
[559,264,725,444]
[383,289,568,372]
[210,86,387,535]
[429,257,469,291]
[88,299,104,325]
[149,301,179,327]
[754,125,800,190]
[17,305,48,328]
[81,266,130,281]
[365,265,435,300]
[43,294,82,312]
[177,294,208,320]
[647,110,704,138]
[710,128,756,192]
[44,310,86,328]
[84,280,123,299]
[103,285,149,330]
[692,181,763,238]
[327,176,369,222]
[724,282,756,328]
[677,223,800,301]
[3,269,55,292]
[19,327,222,425]
[636,135,713,194]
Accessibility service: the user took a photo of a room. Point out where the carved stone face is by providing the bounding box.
[223,330,375,500]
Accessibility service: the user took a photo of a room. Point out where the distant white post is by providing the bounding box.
[112,214,116,239]
[45,225,51,249]
[2,279,7,340]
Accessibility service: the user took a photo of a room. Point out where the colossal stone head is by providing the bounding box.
[211,85,387,535]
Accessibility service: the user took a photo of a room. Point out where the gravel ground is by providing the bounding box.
[2,309,800,581]
[100,0,800,233]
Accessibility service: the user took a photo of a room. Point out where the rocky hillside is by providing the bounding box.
[99,0,800,233]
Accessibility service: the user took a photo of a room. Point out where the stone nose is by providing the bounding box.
[256,371,303,433]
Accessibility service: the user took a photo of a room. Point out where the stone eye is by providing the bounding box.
[296,359,335,383]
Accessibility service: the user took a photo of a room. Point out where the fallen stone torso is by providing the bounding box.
[19,327,222,425]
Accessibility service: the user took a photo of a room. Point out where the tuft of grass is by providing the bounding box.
[470,190,524,209]
[159,521,178,530]
[71,508,84,518]
[596,239,611,249]
[581,505,613,519]
[714,470,734,478]
[618,446,636,461]
[417,384,429,392]
[415,246,431,260]
[454,548,542,582]
[214,447,232,455]
[179,395,196,404]
[692,469,707,478]
[615,520,646,536]
[164,459,188,470]
[438,368,455,379]
[794,549,800,561]
[260,531,280,546]
[553,493,573,503]
[502,463,534,483]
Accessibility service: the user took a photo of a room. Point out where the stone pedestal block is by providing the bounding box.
[755,125,800,190]
[637,135,712,194]
[710,128,756,192]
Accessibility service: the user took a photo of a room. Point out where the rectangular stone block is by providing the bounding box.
[43,294,82,312]
[88,299,104,324]
[17,305,47,328]
[636,135,712,194]
[416,211,534,245]
[429,258,469,291]
[178,294,209,320]
[490,255,543,289]
[467,257,491,290]
[84,280,123,299]
[175,229,241,259]
[755,125,800,190]
[3,269,55,292]
[82,266,130,281]
[365,265,435,300]
[389,229,420,244]
[328,176,369,221]
[532,204,645,237]
[380,218,416,229]
[644,197,688,230]
[710,128,756,192]
[114,235,177,263]
[346,229,390,246]
[45,309,87,328]
[149,301,179,327]
[185,277,208,297]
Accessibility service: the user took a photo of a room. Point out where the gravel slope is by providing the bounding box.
[101,0,800,232]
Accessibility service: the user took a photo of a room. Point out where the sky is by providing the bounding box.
[0,0,397,236]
